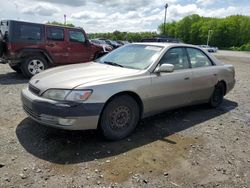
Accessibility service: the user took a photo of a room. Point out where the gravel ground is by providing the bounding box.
[0,51,249,188]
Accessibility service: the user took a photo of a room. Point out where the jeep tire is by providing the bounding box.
[21,56,49,78]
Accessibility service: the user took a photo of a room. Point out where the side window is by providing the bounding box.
[69,30,85,43]
[187,48,213,68]
[47,27,64,41]
[19,24,42,41]
[159,48,190,70]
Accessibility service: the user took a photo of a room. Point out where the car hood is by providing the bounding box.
[30,62,142,92]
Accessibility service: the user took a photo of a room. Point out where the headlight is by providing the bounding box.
[66,90,92,102]
[42,89,92,102]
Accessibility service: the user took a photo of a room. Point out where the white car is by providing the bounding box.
[199,45,218,53]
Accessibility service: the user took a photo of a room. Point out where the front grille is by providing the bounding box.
[28,84,40,95]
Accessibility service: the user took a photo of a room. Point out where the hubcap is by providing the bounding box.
[28,60,45,75]
[110,106,131,130]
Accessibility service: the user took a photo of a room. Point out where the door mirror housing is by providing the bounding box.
[155,64,174,73]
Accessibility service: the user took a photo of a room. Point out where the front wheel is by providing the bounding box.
[209,82,225,108]
[21,56,48,78]
[100,95,140,141]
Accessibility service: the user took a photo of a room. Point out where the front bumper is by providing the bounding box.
[21,88,104,130]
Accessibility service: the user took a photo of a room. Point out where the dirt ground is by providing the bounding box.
[0,51,249,188]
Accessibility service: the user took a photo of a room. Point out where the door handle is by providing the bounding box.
[184,77,190,80]
[213,74,217,76]
[47,43,55,47]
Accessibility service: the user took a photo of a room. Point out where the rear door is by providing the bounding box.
[148,47,193,113]
[45,26,68,64]
[186,47,218,103]
[67,29,93,63]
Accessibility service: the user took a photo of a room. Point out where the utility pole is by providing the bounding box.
[207,30,213,46]
[64,14,67,25]
[163,3,168,36]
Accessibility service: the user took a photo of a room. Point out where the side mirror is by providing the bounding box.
[155,64,174,73]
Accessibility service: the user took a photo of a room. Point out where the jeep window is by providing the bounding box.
[19,24,42,41]
[69,30,85,43]
[47,27,64,41]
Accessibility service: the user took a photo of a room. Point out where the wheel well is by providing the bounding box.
[218,80,227,96]
[98,91,144,128]
[19,51,53,66]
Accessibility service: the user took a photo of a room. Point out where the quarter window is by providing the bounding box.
[69,30,85,43]
[187,48,213,68]
[19,24,42,41]
[159,48,190,70]
[47,27,64,41]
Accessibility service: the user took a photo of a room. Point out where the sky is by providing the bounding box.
[0,0,249,33]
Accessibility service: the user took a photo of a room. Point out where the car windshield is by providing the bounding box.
[96,44,163,70]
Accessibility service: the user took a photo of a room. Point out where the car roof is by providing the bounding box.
[133,42,199,49]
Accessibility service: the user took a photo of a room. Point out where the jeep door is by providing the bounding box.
[45,26,69,64]
[147,47,193,114]
[66,29,93,63]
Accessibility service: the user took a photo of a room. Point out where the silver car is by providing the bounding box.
[21,43,235,140]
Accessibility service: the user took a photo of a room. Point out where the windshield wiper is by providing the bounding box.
[104,61,124,67]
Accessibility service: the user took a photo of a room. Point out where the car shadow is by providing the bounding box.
[0,72,28,85]
[16,99,238,164]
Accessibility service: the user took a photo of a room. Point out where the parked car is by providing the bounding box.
[90,39,113,51]
[0,20,109,78]
[116,40,130,45]
[199,45,218,53]
[141,37,181,43]
[98,38,122,49]
[22,43,235,140]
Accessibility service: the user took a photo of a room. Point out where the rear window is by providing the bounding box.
[12,22,44,43]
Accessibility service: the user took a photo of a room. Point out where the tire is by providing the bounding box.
[100,95,140,141]
[209,82,225,108]
[9,64,22,73]
[21,56,48,78]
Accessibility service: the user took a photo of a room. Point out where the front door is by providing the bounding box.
[67,29,92,63]
[147,47,193,114]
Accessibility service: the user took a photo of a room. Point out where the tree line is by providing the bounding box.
[159,14,250,49]
[88,31,158,42]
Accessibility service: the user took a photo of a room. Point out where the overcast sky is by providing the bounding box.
[0,0,249,33]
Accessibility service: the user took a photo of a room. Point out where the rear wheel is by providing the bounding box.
[100,95,140,141]
[209,82,225,107]
[21,56,48,78]
[9,64,22,73]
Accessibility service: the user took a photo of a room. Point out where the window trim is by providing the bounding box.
[185,47,215,69]
[68,29,86,43]
[46,26,65,41]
